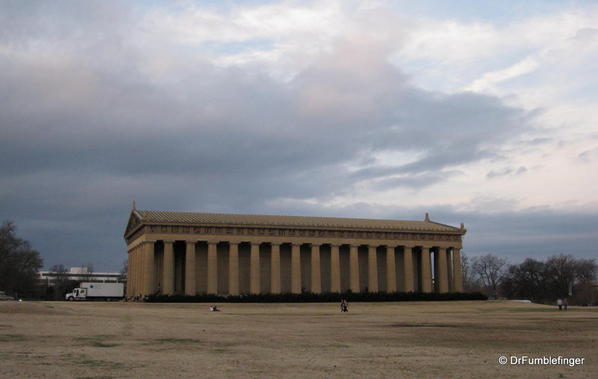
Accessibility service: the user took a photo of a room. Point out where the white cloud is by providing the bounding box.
[394,6,598,92]
[464,57,539,93]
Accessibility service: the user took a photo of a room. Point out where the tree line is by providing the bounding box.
[462,253,597,305]
[0,221,102,300]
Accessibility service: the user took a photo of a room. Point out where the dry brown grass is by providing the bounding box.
[0,300,596,378]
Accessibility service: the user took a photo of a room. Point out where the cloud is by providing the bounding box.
[465,57,539,93]
[394,4,598,100]
[578,148,598,163]
[0,1,595,270]
[0,3,530,192]
[372,171,462,190]
[486,166,527,178]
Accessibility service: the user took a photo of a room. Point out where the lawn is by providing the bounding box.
[0,300,595,378]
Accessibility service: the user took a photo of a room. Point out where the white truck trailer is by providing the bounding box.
[65,282,124,301]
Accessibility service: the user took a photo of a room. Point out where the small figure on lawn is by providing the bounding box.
[340,299,348,312]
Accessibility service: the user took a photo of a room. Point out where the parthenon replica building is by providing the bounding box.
[124,206,466,298]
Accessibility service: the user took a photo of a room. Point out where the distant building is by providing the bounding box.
[38,267,124,286]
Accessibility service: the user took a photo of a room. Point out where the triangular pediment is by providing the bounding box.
[124,210,143,238]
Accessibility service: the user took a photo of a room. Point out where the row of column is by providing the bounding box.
[128,240,463,297]
[127,240,155,298]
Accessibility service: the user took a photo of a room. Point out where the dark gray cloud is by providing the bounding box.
[459,210,598,262]
[2,1,585,271]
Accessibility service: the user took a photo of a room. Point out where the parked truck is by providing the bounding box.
[65,282,124,301]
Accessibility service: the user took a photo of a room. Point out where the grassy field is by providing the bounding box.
[0,300,596,378]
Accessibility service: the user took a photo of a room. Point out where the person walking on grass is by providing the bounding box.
[557,298,563,311]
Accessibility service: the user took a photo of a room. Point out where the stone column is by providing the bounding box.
[437,247,449,293]
[386,246,397,292]
[138,245,144,296]
[143,241,155,296]
[133,247,139,296]
[250,242,260,294]
[368,245,378,292]
[126,249,132,298]
[162,240,175,295]
[452,248,463,292]
[311,244,321,294]
[421,246,432,293]
[133,247,138,296]
[349,245,360,292]
[330,244,341,293]
[270,243,281,294]
[447,249,454,292]
[403,245,414,292]
[229,242,239,296]
[291,243,301,294]
[137,246,142,296]
[131,248,135,297]
[185,240,196,296]
[207,241,218,294]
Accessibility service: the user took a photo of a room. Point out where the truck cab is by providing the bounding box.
[65,288,87,301]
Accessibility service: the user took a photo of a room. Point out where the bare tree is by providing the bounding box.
[574,258,597,305]
[544,254,577,298]
[461,253,480,291]
[471,254,508,299]
[119,259,128,281]
[51,264,68,279]
[120,259,128,276]
[81,262,94,282]
[574,258,597,283]
[0,221,43,298]
[501,258,546,302]
[501,255,597,305]
[49,264,75,300]
[545,254,597,298]
[573,282,598,306]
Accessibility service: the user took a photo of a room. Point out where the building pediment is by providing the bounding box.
[124,210,143,239]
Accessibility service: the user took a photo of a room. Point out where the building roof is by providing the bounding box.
[133,209,463,233]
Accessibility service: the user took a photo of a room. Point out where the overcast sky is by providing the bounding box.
[1,0,597,271]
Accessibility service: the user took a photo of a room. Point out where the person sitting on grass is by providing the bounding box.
[340,299,348,312]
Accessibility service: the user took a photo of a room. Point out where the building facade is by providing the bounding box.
[124,206,466,298]
[38,267,123,285]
